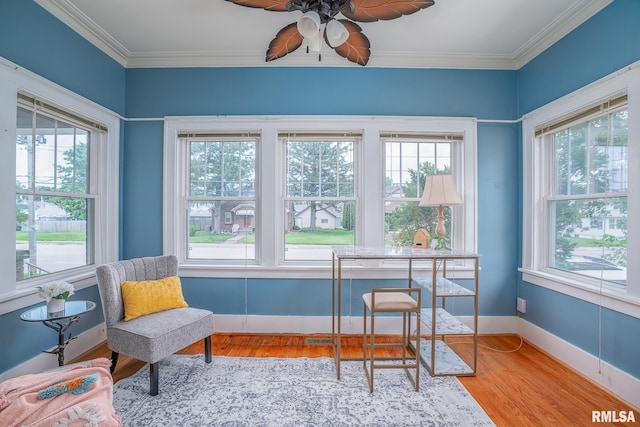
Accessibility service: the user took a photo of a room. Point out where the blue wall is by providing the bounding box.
[0,0,126,115]
[516,0,640,379]
[0,0,637,380]
[120,67,519,323]
[517,0,640,115]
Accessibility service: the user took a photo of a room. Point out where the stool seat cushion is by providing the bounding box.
[362,292,418,311]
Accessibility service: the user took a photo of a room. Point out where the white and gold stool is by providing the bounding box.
[362,287,421,392]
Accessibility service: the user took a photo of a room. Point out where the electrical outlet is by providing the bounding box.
[517,297,526,314]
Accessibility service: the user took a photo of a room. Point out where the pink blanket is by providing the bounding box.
[0,358,121,427]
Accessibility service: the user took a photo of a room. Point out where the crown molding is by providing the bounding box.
[34,0,130,67]
[513,0,613,69]
[125,50,519,70]
[35,0,613,70]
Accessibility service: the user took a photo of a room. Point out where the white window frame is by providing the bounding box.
[382,134,465,249]
[0,58,120,314]
[521,62,640,318]
[281,132,360,263]
[164,116,477,279]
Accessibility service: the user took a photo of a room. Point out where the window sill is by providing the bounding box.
[178,263,478,280]
[519,268,640,319]
[0,270,98,315]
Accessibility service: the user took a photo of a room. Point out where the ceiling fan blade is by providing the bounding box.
[266,23,304,62]
[329,20,370,66]
[342,0,434,22]
[225,0,290,12]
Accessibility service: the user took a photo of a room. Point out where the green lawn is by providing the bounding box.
[188,231,235,243]
[566,236,626,247]
[15,232,86,242]
[192,228,354,245]
[285,228,354,245]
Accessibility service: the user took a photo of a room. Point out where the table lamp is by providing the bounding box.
[419,174,462,237]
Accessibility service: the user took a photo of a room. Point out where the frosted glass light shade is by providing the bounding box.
[297,11,321,39]
[325,19,349,47]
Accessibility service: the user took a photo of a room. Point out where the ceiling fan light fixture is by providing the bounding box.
[297,11,321,39]
[325,19,349,47]
[227,0,436,66]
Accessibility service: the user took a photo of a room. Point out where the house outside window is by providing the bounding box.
[185,135,257,261]
[522,63,640,314]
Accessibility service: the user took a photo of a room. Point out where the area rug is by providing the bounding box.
[112,355,494,426]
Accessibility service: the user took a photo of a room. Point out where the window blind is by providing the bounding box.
[178,131,261,139]
[278,130,363,139]
[17,92,108,132]
[535,93,627,137]
[379,131,464,141]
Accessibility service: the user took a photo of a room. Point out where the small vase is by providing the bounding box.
[47,298,66,315]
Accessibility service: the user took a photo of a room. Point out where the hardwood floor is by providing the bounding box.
[74,334,638,426]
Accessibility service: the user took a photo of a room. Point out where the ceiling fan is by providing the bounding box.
[224,0,435,66]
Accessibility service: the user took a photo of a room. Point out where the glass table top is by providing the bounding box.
[20,300,96,322]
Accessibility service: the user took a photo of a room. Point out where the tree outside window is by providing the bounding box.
[384,139,454,246]
[549,109,627,285]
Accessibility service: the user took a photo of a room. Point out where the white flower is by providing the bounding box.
[37,281,75,302]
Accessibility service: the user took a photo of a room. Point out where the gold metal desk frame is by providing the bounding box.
[331,246,479,380]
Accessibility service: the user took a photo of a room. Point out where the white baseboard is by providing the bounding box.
[0,322,106,382]
[519,318,640,408]
[215,314,518,335]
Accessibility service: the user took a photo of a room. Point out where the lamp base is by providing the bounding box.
[435,205,446,237]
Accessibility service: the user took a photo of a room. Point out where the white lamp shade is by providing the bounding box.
[297,11,321,39]
[325,19,349,47]
[419,174,462,206]
[306,33,322,52]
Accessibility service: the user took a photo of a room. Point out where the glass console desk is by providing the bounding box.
[20,300,96,366]
[331,246,479,379]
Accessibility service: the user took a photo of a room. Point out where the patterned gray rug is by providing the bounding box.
[112,355,494,426]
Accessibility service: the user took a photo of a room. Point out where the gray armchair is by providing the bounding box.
[95,255,214,396]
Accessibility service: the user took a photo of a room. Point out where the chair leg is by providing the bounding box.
[369,310,375,393]
[204,336,212,363]
[110,351,119,374]
[150,362,159,396]
[414,310,420,392]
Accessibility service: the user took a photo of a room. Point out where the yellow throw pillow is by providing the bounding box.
[120,276,188,321]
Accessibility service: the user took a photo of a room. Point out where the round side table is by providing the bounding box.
[20,300,96,366]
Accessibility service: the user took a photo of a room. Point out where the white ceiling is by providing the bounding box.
[35,0,611,69]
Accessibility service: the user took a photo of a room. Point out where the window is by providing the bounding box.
[546,103,627,285]
[164,116,476,279]
[1,61,119,310]
[184,133,257,262]
[15,94,99,280]
[383,133,462,247]
[522,64,640,315]
[282,133,357,261]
